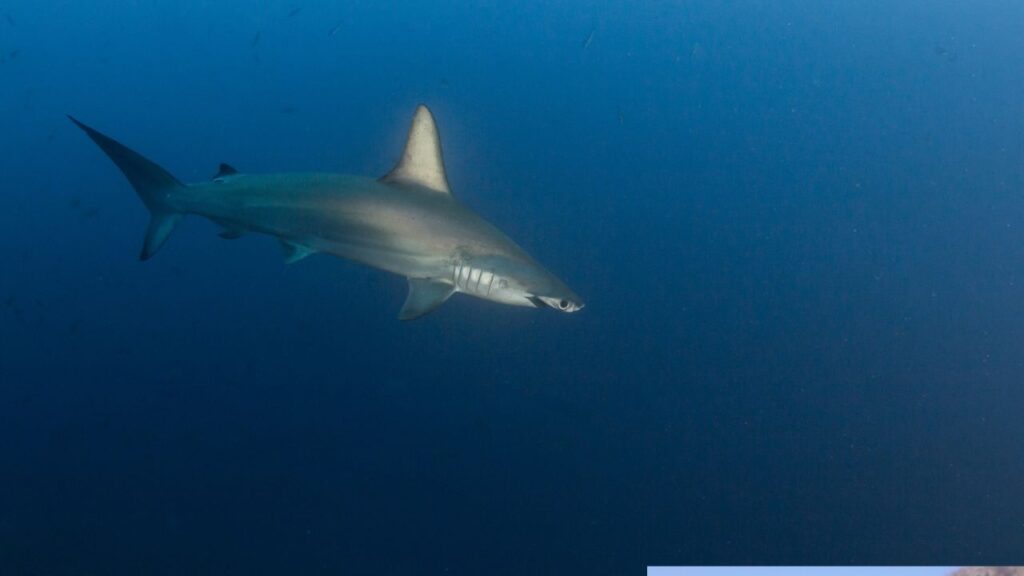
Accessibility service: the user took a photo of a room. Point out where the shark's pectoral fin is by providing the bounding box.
[280,240,315,264]
[379,105,451,195]
[399,278,455,321]
[140,211,182,261]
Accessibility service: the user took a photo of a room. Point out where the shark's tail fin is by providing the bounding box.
[68,116,185,260]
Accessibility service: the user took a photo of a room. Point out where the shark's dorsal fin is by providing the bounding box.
[399,278,455,320]
[380,105,451,195]
[213,163,239,179]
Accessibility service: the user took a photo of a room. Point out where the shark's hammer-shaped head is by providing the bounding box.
[473,254,585,314]
[534,294,586,314]
[449,252,584,314]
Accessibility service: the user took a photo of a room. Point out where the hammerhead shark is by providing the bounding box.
[69,105,583,320]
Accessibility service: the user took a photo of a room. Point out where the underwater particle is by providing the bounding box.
[9,49,18,59]
[251,31,261,47]
[4,13,13,26]
[582,29,595,50]
[690,43,706,63]
[287,6,303,18]
[933,44,952,59]
[328,22,342,37]
[933,43,957,63]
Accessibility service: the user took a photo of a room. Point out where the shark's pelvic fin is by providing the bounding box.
[399,278,455,320]
[280,240,315,264]
[210,218,246,239]
[68,116,186,261]
[213,163,239,179]
[380,105,451,195]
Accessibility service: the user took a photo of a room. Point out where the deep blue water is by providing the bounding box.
[2,1,1023,573]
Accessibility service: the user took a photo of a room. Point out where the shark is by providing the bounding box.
[69,105,584,320]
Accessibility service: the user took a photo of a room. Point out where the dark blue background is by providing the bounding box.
[2,1,1023,573]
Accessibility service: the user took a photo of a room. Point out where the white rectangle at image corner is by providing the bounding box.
[647,568,958,576]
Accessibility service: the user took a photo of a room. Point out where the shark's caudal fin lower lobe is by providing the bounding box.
[68,116,185,260]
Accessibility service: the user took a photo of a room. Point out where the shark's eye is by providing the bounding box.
[559,299,569,310]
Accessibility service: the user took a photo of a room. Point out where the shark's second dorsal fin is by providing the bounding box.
[380,105,451,195]
[213,163,239,179]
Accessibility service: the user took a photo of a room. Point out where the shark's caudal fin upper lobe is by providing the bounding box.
[68,116,185,260]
